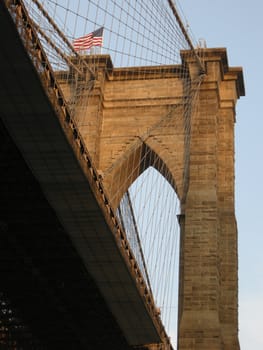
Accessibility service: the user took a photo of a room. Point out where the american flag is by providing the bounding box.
[73,27,103,52]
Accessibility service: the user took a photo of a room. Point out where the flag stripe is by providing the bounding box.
[73,28,103,52]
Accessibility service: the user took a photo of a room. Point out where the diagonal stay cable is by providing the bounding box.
[167,0,205,74]
[30,0,95,79]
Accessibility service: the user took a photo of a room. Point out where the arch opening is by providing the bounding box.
[117,165,181,348]
[103,141,184,211]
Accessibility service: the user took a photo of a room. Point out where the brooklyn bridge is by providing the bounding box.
[0,1,244,349]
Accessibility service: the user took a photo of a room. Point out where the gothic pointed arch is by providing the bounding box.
[102,141,180,210]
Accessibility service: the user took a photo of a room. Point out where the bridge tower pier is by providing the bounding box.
[58,48,244,350]
[178,50,244,350]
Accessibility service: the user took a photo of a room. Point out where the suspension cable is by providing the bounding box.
[31,0,95,79]
[167,0,205,73]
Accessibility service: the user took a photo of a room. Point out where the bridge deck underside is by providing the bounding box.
[0,2,161,349]
[0,118,132,349]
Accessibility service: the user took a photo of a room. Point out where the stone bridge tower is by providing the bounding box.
[58,48,244,349]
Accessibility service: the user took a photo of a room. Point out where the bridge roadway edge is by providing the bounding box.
[0,2,170,348]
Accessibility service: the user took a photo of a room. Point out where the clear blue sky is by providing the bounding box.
[180,1,263,348]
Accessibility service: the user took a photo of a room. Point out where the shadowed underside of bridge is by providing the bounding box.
[0,2,166,349]
[0,118,132,349]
